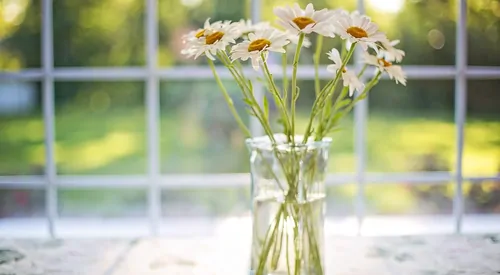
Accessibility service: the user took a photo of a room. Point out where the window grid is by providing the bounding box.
[1,0,499,238]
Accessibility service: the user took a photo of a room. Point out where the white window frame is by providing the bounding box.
[0,0,500,237]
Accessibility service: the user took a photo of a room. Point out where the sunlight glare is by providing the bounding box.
[367,0,405,13]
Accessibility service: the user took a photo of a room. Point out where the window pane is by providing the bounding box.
[468,1,500,66]
[0,82,43,175]
[53,0,145,66]
[367,0,455,65]
[55,82,146,175]
[326,184,355,216]
[59,188,147,217]
[365,183,454,215]
[0,189,45,218]
[158,0,246,66]
[0,0,41,69]
[464,180,500,214]
[367,80,455,172]
[464,80,500,177]
[160,80,250,173]
[161,187,250,217]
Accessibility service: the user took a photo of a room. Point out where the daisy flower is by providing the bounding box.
[363,52,407,86]
[380,39,405,62]
[231,28,290,70]
[236,19,271,37]
[181,19,239,60]
[274,3,336,37]
[335,11,387,51]
[326,48,365,96]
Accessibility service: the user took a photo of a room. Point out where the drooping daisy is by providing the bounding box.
[335,11,387,51]
[231,28,290,70]
[181,19,240,60]
[363,52,407,86]
[380,39,405,63]
[326,48,365,96]
[274,3,336,37]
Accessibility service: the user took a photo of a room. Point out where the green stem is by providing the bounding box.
[313,35,323,98]
[256,204,284,275]
[290,33,305,144]
[208,59,251,138]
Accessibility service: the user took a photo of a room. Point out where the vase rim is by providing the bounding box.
[245,134,332,150]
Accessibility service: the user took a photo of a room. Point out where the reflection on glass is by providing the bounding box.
[158,0,246,66]
[59,189,147,217]
[0,189,45,218]
[365,183,453,215]
[55,82,146,175]
[161,187,250,217]
[160,80,250,173]
[464,180,500,214]
[468,1,500,66]
[0,0,41,69]
[367,0,456,65]
[0,82,44,175]
[53,0,145,66]
[367,80,455,172]
[464,80,500,176]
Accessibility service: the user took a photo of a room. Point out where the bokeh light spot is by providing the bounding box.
[427,29,445,50]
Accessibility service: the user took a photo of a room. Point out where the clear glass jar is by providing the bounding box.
[247,134,332,275]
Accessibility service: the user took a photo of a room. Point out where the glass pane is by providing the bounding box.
[0,0,41,69]
[464,80,500,177]
[55,82,146,175]
[59,188,147,217]
[367,80,455,172]
[158,0,246,66]
[468,1,500,66]
[161,187,250,217]
[160,80,250,173]
[365,183,454,215]
[464,180,500,214]
[0,189,45,218]
[326,184,355,216]
[0,82,43,175]
[367,0,455,65]
[53,0,145,67]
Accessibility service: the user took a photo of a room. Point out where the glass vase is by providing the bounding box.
[247,134,331,275]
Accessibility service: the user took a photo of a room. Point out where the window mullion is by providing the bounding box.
[453,0,467,234]
[146,0,161,235]
[42,0,57,238]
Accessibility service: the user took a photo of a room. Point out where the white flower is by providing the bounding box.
[236,19,271,36]
[274,3,336,37]
[363,52,407,86]
[335,11,387,51]
[181,19,239,60]
[231,28,290,70]
[380,39,405,62]
[326,48,365,96]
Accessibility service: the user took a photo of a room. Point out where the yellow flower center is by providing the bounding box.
[292,16,316,30]
[205,31,224,45]
[378,58,392,67]
[346,26,368,39]
[248,38,271,52]
[342,68,347,73]
[195,29,205,38]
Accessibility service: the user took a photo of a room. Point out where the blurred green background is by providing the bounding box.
[0,0,499,218]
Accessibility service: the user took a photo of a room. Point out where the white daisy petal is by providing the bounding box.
[273,3,336,36]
